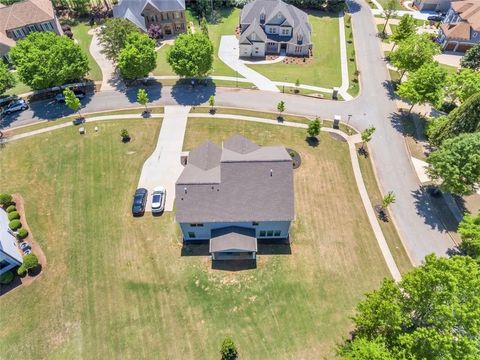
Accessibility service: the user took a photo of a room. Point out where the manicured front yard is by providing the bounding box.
[0,116,393,358]
[248,11,342,88]
[4,72,31,96]
[71,22,102,81]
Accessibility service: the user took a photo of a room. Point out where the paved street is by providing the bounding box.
[0,0,456,265]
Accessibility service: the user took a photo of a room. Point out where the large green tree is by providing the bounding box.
[445,68,480,104]
[9,32,89,90]
[98,18,140,62]
[460,43,480,71]
[167,33,213,77]
[341,255,480,359]
[0,62,15,95]
[117,32,156,80]
[458,212,480,259]
[390,14,416,50]
[381,0,397,36]
[390,33,441,81]
[427,92,480,146]
[339,337,395,360]
[427,132,480,195]
[396,61,447,112]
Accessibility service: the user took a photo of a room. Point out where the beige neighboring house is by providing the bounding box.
[0,0,63,61]
[438,0,480,52]
[113,0,187,36]
[413,0,458,11]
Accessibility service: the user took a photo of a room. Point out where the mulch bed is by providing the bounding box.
[286,148,302,169]
[0,194,47,296]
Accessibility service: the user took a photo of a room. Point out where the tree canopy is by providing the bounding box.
[0,62,15,95]
[390,33,440,78]
[9,32,89,90]
[427,92,480,146]
[390,14,416,46]
[98,18,140,62]
[396,61,447,111]
[167,33,213,77]
[307,118,322,138]
[341,255,480,359]
[458,212,480,260]
[427,132,480,195]
[117,32,156,80]
[445,68,480,104]
[460,43,480,71]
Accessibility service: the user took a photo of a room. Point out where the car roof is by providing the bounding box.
[135,188,148,195]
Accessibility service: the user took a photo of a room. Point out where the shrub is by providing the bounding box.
[17,228,28,240]
[6,205,16,213]
[17,265,26,277]
[0,193,12,206]
[7,211,20,221]
[8,219,21,230]
[22,253,39,271]
[220,336,238,360]
[0,270,14,284]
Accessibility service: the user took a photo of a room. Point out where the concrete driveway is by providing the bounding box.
[218,36,280,92]
[137,106,190,212]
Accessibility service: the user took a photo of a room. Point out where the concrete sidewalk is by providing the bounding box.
[218,36,280,92]
[137,106,190,212]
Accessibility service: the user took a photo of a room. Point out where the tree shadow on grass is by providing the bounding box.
[171,79,216,106]
[305,136,319,147]
[346,0,362,13]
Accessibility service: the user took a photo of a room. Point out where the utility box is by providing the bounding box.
[333,115,341,129]
[332,87,339,100]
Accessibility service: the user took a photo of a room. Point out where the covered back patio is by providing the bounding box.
[209,227,257,261]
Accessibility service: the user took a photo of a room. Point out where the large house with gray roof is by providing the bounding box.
[175,135,294,261]
[239,0,312,57]
[113,0,186,36]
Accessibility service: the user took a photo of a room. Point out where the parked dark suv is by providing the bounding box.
[132,188,148,216]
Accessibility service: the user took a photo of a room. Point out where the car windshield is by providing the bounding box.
[152,194,162,204]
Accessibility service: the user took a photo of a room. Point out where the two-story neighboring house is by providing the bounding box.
[175,135,295,261]
[0,209,22,276]
[113,0,187,36]
[239,0,312,57]
[438,0,480,52]
[0,0,63,62]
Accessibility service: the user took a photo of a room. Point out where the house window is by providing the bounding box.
[189,223,203,227]
[270,27,277,34]
[295,46,302,52]
[251,33,256,41]
[175,12,180,19]
[161,13,164,20]
[274,230,281,236]
[40,22,54,31]
[281,28,289,35]
[252,222,259,226]
[259,231,266,237]
[260,13,265,21]
[267,230,274,237]
[277,13,282,19]
[27,25,36,33]
[188,232,196,238]
[13,28,25,38]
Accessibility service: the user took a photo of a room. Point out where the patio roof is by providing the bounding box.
[209,227,257,253]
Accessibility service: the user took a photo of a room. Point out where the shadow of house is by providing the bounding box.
[170,79,216,106]
[0,274,22,296]
[211,259,257,271]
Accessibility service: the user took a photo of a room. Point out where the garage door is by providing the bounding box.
[421,2,438,10]
[456,44,473,53]
[444,42,457,51]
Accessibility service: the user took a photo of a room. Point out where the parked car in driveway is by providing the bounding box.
[132,188,148,216]
[2,99,29,115]
[151,186,166,214]
[427,15,444,22]
[55,89,86,103]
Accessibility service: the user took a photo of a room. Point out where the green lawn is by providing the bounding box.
[345,14,359,97]
[71,22,102,81]
[249,11,341,88]
[0,116,392,359]
[375,0,404,10]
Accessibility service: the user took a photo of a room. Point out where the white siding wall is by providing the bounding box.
[286,43,309,56]
[251,42,266,57]
[180,221,291,240]
[240,44,252,57]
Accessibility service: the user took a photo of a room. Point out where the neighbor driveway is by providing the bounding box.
[137,106,190,211]
[218,36,280,92]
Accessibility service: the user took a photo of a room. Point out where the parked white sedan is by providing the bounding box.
[151,186,166,214]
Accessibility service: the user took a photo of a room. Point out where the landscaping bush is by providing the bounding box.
[0,193,12,206]
[220,337,238,360]
[6,205,16,213]
[8,219,21,230]
[17,228,28,240]
[18,253,39,276]
[7,211,20,221]
[0,270,14,284]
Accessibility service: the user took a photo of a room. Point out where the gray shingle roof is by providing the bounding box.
[113,0,185,31]
[239,0,312,46]
[176,135,294,223]
[210,227,257,252]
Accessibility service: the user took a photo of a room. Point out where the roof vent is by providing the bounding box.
[184,187,187,194]
[270,169,273,177]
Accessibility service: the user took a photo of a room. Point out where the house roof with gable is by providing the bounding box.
[239,0,312,46]
[0,0,55,32]
[113,0,186,31]
[176,134,294,223]
[442,0,480,40]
